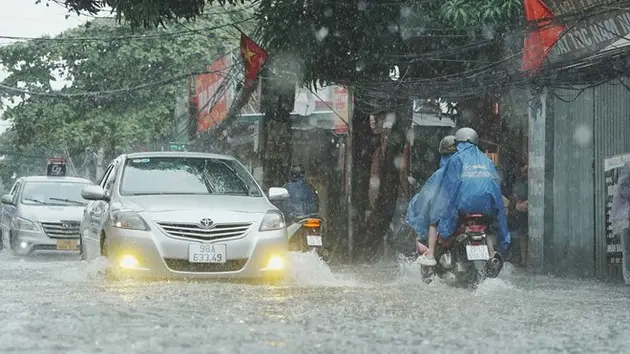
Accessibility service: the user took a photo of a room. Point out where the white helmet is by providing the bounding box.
[455,127,478,145]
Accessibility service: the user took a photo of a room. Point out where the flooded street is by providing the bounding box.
[0,252,629,354]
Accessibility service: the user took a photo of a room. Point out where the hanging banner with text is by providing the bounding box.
[195,54,231,133]
[543,0,630,64]
[603,153,630,268]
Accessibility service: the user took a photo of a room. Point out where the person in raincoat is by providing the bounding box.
[417,127,510,266]
[405,135,457,246]
[282,165,319,221]
[609,162,630,285]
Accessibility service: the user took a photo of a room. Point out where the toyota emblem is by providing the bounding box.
[199,218,213,228]
[61,222,72,229]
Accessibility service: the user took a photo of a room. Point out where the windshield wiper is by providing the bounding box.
[217,161,254,196]
[49,197,87,206]
[24,198,49,205]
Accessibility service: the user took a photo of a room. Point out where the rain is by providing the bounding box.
[0,0,629,353]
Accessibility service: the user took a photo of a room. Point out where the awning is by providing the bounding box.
[234,111,340,131]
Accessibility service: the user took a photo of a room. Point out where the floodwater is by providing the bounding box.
[0,251,628,353]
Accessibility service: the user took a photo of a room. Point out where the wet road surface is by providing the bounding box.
[0,251,629,353]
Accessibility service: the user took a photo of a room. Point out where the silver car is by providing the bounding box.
[1,176,93,256]
[79,152,290,281]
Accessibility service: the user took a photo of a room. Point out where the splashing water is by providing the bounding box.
[394,254,517,292]
[473,277,516,297]
[284,252,358,287]
[51,256,110,282]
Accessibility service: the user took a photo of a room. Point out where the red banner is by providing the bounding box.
[195,55,231,132]
[521,0,565,73]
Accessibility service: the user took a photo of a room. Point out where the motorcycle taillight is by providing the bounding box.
[466,225,486,233]
[304,218,321,228]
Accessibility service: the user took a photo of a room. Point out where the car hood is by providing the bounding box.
[120,195,275,222]
[19,204,85,222]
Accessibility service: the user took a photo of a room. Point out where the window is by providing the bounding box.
[103,165,118,193]
[21,182,90,206]
[119,157,262,197]
[11,181,22,204]
[98,165,114,188]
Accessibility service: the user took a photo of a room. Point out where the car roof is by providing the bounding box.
[122,151,236,160]
[20,176,93,183]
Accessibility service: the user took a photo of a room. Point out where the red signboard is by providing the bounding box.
[195,55,231,132]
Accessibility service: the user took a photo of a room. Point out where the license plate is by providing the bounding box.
[306,235,323,246]
[188,244,226,263]
[56,239,77,251]
[465,245,490,261]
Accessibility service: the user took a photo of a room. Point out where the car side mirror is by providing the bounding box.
[1,194,13,205]
[81,185,108,201]
[268,187,290,201]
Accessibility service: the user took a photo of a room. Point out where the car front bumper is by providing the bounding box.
[11,230,80,256]
[104,226,288,280]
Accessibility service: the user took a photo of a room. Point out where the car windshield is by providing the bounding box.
[119,156,262,197]
[21,181,90,206]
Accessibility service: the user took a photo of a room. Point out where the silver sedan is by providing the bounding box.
[79,151,289,281]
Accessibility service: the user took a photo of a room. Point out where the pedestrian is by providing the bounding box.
[511,161,528,267]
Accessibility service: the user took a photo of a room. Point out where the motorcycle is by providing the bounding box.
[286,214,329,261]
[417,214,504,287]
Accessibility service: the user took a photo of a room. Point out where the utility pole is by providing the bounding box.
[346,87,354,261]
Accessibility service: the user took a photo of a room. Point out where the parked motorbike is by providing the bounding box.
[417,214,504,287]
[287,214,329,261]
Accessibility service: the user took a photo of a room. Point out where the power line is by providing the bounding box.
[0,18,253,43]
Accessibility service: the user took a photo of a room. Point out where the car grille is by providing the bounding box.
[156,222,252,241]
[40,221,80,239]
[163,258,248,272]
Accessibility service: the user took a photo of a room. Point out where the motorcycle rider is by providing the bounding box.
[405,135,457,250]
[282,165,319,221]
[417,127,510,266]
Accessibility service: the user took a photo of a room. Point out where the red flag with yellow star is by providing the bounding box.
[240,33,269,87]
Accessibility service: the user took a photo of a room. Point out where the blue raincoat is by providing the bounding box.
[430,143,510,252]
[405,155,452,241]
[282,177,319,218]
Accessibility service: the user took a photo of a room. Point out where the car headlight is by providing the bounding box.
[259,211,285,231]
[111,210,149,231]
[11,217,39,231]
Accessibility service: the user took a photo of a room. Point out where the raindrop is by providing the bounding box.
[394,156,404,170]
[357,0,367,11]
[355,60,365,72]
[324,7,333,17]
[401,28,412,41]
[383,113,396,129]
[370,176,381,189]
[400,6,411,18]
[406,129,415,143]
[389,65,400,81]
[388,22,399,33]
[482,25,496,40]
[315,27,329,42]
[573,124,592,146]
